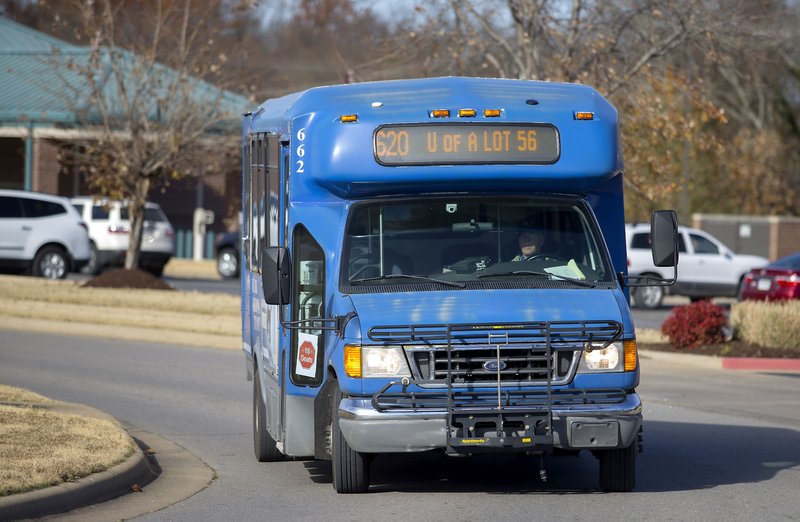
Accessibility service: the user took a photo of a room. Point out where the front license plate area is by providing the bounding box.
[569,420,619,448]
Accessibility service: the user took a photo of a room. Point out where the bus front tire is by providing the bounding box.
[598,441,636,492]
[332,385,370,493]
[253,369,283,462]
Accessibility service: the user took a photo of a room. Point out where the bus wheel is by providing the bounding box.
[332,385,370,493]
[253,369,283,462]
[598,441,636,492]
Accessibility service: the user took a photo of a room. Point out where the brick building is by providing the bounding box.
[692,214,800,262]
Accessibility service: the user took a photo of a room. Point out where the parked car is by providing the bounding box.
[0,189,91,279]
[215,230,240,278]
[739,252,800,301]
[626,223,768,309]
[71,197,175,277]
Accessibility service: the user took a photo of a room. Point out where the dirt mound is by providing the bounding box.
[82,269,174,290]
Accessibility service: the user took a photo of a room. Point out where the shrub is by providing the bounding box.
[661,300,728,349]
[731,300,800,350]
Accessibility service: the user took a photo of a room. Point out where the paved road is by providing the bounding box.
[1,329,798,520]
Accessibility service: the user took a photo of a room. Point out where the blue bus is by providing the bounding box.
[241,77,677,493]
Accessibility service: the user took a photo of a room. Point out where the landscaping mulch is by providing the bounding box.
[81,268,174,291]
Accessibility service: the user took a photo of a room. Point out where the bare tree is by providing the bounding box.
[58,0,246,272]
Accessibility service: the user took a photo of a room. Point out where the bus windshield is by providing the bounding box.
[342,197,613,290]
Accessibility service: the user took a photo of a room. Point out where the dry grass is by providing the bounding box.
[0,275,240,350]
[0,402,134,496]
[636,328,667,344]
[163,258,220,280]
[0,384,52,404]
[731,300,800,350]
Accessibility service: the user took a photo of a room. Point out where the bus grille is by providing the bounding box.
[408,346,575,384]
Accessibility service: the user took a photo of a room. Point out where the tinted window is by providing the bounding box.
[771,253,800,270]
[690,234,719,255]
[92,205,110,220]
[0,196,23,218]
[631,233,650,250]
[72,203,85,216]
[20,197,66,218]
[120,207,165,222]
[633,230,686,253]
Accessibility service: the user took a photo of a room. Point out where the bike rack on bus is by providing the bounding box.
[367,320,624,453]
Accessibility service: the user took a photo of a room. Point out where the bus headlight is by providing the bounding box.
[362,346,411,378]
[578,341,624,372]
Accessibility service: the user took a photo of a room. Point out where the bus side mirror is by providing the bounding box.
[262,246,291,305]
[651,210,679,268]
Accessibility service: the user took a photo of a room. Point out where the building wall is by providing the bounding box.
[693,214,800,261]
[32,137,60,194]
[772,218,800,260]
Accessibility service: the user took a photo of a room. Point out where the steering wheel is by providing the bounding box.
[527,254,559,262]
[349,263,381,280]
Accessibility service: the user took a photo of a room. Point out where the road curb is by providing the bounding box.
[639,348,800,372]
[0,403,157,520]
[721,357,800,371]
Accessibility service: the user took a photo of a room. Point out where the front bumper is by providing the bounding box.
[338,392,642,453]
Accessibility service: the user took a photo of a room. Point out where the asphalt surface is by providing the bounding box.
[1,328,799,520]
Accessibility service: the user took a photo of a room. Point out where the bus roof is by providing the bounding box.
[245,77,623,198]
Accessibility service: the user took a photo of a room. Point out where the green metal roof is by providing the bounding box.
[0,16,249,126]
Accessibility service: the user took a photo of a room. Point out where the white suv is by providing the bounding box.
[626,223,768,308]
[0,189,91,279]
[71,197,175,276]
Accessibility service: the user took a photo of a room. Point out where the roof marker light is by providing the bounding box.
[340,114,358,123]
[458,109,477,118]
[483,109,502,117]
[574,111,594,120]
[430,109,450,118]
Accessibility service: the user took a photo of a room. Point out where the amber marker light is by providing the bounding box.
[574,111,595,120]
[483,109,502,117]
[340,114,358,123]
[458,108,477,117]
[624,339,638,371]
[430,109,451,118]
[344,345,362,377]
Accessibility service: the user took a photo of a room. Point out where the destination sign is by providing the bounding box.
[374,123,559,165]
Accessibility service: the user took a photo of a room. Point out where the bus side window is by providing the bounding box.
[291,225,325,386]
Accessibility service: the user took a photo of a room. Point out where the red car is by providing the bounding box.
[739,252,800,301]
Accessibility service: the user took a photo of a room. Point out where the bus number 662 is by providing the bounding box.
[296,127,306,174]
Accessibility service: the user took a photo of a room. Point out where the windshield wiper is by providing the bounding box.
[349,273,466,288]
[478,270,596,288]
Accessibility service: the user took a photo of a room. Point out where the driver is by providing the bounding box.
[512,218,547,262]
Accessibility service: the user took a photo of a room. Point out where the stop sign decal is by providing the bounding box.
[299,341,315,369]
[295,333,318,378]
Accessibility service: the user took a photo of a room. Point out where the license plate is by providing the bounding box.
[757,278,772,291]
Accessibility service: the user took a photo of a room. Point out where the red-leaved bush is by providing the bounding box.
[660,300,728,349]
